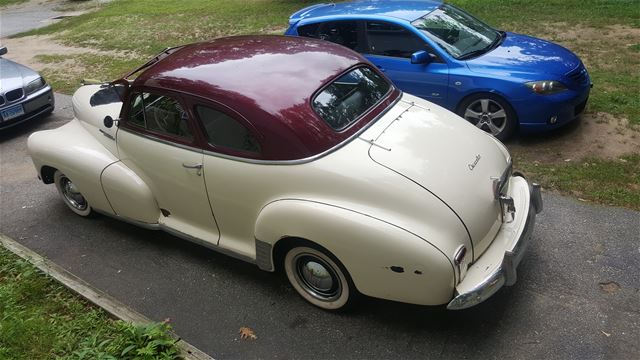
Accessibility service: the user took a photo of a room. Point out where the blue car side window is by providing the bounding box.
[299,20,363,52]
[365,21,429,58]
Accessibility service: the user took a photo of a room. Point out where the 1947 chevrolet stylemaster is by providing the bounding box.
[28,35,542,310]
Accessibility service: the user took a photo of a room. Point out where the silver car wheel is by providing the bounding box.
[54,170,92,217]
[463,98,508,136]
[284,246,351,310]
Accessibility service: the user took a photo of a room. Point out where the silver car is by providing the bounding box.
[0,46,54,129]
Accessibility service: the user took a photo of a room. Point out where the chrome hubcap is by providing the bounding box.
[294,254,341,301]
[464,99,507,136]
[60,176,88,211]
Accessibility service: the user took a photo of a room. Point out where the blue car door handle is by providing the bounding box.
[375,64,386,72]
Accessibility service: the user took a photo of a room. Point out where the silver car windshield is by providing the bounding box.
[411,4,501,60]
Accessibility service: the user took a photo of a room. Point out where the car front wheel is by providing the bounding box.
[54,170,92,217]
[284,245,355,311]
[458,94,516,141]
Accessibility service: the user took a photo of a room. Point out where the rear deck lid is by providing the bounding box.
[364,98,510,258]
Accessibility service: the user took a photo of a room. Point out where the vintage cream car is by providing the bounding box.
[28,36,542,311]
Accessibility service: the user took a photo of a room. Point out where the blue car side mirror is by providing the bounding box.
[411,50,432,65]
[0,47,7,56]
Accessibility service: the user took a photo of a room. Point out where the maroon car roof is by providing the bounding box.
[133,35,399,161]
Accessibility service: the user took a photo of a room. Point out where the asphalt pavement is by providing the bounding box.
[0,94,638,359]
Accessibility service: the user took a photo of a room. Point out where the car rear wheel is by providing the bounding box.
[284,245,355,311]
[54,170,92,217]
[458,94,516,141]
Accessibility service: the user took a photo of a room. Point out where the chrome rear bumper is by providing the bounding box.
[447,178,541,310]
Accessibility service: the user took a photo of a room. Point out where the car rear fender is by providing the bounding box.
[254,199,455,306]
[27,119,117,214]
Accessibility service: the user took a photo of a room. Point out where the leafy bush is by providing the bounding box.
[65,321,180,360]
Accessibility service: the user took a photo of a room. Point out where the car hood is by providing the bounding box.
[0,57,40,93]
[364,94,510,258]
[466,32,581,78]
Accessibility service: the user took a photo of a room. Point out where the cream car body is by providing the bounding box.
[28,36,541,310]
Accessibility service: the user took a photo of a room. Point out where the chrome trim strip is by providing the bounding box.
[99,129,115,141]
[161,225,255,264]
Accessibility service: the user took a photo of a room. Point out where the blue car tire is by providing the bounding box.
[457,93,516,141]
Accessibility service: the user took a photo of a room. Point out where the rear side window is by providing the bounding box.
[307,21,362,52]
[297,22,322,38]
[313,66,391,130]
[366,21,429,58]
[196,106,261,154]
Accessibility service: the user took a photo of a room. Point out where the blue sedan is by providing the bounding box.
[285,0,592,140]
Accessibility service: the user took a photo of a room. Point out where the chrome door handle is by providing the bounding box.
[182,163,203,176]
[182,163,203,169]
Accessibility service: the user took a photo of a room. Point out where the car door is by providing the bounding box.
[191,102,265,259]
[116,90,220,245]
[362,21,450,105]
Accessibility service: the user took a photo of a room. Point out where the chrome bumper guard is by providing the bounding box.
[447,180,542,310]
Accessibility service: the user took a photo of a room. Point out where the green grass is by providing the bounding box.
[0,247,180,359]
[20,0,317,54]
[37,53,141,94]
[0,0,27,7]
[452,0,640,29]
[517,154,640,210]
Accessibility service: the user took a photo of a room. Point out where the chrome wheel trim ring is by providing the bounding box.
[293,253,342,302]
[463,98,508,136]
[59,176,88,211]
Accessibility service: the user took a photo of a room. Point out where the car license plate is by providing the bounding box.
[1,104,25,121]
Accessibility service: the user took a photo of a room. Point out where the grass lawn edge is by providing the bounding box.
[0,233,213,360]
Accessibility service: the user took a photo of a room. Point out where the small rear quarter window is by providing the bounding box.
[312,66,391,130]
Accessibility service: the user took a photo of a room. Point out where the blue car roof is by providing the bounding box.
[290,0,443,23]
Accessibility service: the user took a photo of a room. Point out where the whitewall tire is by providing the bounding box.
[284,245,355,310]
[54,170,92,217]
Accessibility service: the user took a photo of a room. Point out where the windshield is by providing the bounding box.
[313,66,391,131]
[411,4,500,60]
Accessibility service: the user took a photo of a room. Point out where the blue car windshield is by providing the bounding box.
[411,4,501,60]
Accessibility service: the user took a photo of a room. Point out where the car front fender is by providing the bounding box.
[255,199,455,306]
[28,118,118,214]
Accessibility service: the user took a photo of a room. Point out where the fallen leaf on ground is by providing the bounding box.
[239,326,257,340]
[599,281,621,293]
